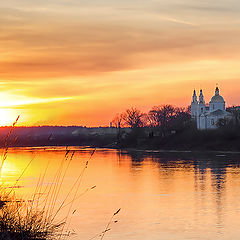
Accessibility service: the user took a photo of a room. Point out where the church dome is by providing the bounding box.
[210,86,225,103]
[210,95,225,103]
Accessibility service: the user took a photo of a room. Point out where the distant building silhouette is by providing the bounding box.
[191,87,231,130]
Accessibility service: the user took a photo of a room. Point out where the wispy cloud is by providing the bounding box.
[0,96,75,108]
[159,15,196,26]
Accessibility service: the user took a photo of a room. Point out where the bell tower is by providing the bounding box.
[198,89,206,114]
[191,89,198,118]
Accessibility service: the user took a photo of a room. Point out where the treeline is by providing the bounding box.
[112,105,191,132]
[111,105,240,151]
[111,105,193,148]
[1,105,239,150]
[112,105,192,134]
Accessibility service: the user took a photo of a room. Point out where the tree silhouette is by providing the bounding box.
[112,113,124,129]
[148,105,175,128]
[227,106,240,126]
[122,107,143,129]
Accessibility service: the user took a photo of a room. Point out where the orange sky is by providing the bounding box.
[0,0,240,126]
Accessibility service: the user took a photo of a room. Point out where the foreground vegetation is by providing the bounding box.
[0,132,120,240]
[0,150,72,240]
[0,120,94,240]
[0,194,63,240]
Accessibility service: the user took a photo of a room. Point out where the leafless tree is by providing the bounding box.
[148,106,162,127]
[141,113,149,127]
[122,107,143,129]
[172,107,191,130]
[148,105,175,128]
[112,113,124,129]
[227,106,240,125]
[112,113,125,143]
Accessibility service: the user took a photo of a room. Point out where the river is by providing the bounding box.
[2,147,240,240]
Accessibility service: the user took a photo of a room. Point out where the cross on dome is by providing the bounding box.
[215,85,219,96]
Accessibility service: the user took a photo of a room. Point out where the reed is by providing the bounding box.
[89,208,121,240]
[0,193,64,240]
[0,125,97,240]
[0,119,119,240]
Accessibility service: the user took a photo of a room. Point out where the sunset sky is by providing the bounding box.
[0,0,240,126]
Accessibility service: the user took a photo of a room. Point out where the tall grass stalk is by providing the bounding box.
[0,116,20,179]
[89,208,121,240]
[0,145,96,240]
[0,122,119,240]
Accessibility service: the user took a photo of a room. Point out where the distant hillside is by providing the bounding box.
[0,126,130,147]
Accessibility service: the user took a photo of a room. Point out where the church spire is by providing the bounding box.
[199,89,205,103]
[215,85,219,95]
[192,89,197,103]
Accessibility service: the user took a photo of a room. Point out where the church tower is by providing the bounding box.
[191,89,198,118]
[198,89,206,129]
[198,89,206,114]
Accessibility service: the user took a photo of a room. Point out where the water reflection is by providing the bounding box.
[122,150,240,235]
[2,147,240,240]
[193,155,228,230]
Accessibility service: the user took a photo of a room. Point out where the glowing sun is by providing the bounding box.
[0,109,18,126]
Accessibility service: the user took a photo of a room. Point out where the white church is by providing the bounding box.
[191,86,231,130]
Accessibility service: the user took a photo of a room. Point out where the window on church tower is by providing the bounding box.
[211,119,214,125]
[201,107,203,113]
[213,104,215,110]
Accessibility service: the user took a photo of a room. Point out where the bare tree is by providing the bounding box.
[148,106,162,127]
[112,113,124,129]
[112,113,125,143]
[227,106,240,125]
[122,107,143,129]
[148,105,175,128]
[141,113,149,127]
[172,107,191,130]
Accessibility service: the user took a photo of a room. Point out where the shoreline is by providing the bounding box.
[3,145,240,155]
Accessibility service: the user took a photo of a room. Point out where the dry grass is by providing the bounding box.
[0,194,63,240]
[0,116,120,240]
[0,141,96,240]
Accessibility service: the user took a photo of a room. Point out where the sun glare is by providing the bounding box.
[0,109,18,126]
[0,159,18,184]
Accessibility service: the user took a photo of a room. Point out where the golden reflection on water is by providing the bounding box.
[1,147,240,240]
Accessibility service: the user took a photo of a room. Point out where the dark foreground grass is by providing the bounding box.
[0,116,120,240]
[0,196,63,240]
[0,148,121,240]
[0,147,96,240]
[0,162,66,240]
[0,117,120,240]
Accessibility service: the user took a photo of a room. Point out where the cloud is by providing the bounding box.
[0,0,239,127]
[158,15,196,26]
[1,12,240,81]
[1,0,240,81]
[175,1,240,13]
[0,95,75,108]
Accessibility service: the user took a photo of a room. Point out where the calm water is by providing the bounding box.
[2,147,240,240]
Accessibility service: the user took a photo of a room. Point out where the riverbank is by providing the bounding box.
[116,126,240,152]
[1,125,240,152]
